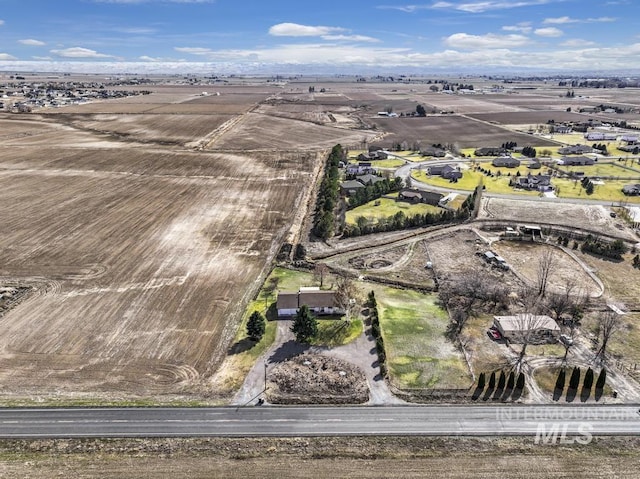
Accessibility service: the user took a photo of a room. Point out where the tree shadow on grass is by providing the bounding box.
[228,337,255,355]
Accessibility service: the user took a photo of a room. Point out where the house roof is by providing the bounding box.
[341,180,365,190]
[356,174,384,185]
[299,290,336,309]
[276,290,337,310]
[276,292,299,310]
[494,314,559,333]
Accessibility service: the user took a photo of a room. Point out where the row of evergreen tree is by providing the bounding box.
[347,177,404,209]
[580,236,627,260]
[312,145,345,240]
[367,291,387,378]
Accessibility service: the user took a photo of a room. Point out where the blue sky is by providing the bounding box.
[1,0,639,72]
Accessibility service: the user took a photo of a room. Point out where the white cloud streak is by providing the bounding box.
[0,53,17,60]
[431,0,559,13]
[268,23,345,37]
[19,39,46,46]
[50,47,114,58]
[534,27,563,37]
[543,16,616,24]
[444,32,530,49]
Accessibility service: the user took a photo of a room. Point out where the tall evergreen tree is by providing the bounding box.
[246,311,266,342]
[291,305,318,343]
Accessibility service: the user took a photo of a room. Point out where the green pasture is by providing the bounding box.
[373,285,472,389]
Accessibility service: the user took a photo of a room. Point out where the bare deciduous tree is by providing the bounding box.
[515,313,555,367]
[536,248,556,297]
[333,273,361,322]
[595,311,622,363]
[546,277,588,320]
[313,263,329,288]
[439,269,510,338]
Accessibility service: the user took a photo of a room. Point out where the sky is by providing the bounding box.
[0,0,639,74]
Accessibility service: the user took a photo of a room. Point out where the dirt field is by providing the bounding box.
[368,115,558,149]
[0,113,318,400]
[1,436,639,479]
[478,198,637,241]
[491,242,601,297]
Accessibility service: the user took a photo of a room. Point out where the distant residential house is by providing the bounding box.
[356,174,385,185]
[420,146,447,157]
[621,135,638,144]
[622,184,640,196]
[620,144,640,153]
[552,124,572,134]
[584,132,616,141]
[493,314,560,343]
[358,151,388,161]
[492,156,521,168]
[368,145,384,152]
[425,164,463,180]
[340,179,365,196]
[475,147,507,157]
[527,161,541,169]
[397,188,443,206]
[276,287,344,318]
[558,156,595,166]
[346,162,376,176]
[513,173,552,191]
[558,144,594,155]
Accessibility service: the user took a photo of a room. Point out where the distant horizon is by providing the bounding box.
[1,1,640,74]
[1,61,640,78]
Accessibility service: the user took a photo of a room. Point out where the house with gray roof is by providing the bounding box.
[492,156,521,168]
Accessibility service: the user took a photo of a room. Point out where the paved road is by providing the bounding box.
[0,405,638,438]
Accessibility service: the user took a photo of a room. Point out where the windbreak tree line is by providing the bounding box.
[312,145,345,240]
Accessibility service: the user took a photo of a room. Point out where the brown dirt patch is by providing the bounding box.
[267,353,368,404]
[1,436,639,478]
[491,242,601,297]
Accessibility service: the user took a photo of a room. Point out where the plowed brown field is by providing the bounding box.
[0,111,318,400]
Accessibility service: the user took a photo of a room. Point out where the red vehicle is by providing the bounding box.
[487,328,502,340]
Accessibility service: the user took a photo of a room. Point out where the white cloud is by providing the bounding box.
[140,55,182,61]
[544,16,616,24]
[19,39,46,46]
[502,22,532,33]
[535,27,563,37]
[268,23,345,37]
[431,0,559,13]
[321,34,380,43]
[174,47,212,55]
[50,47,114,58]
[444,32,530,49]
[560,39,596,47]
[32,56,52,60]
[0,19,5,26]
[0,53,17,60]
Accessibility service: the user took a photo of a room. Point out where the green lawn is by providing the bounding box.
[412,169,539,196]
[557,161,640,178]
[345,193,441,225]
[553,178,640,202]
[373,285,472,390]
[311,319,363,348]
